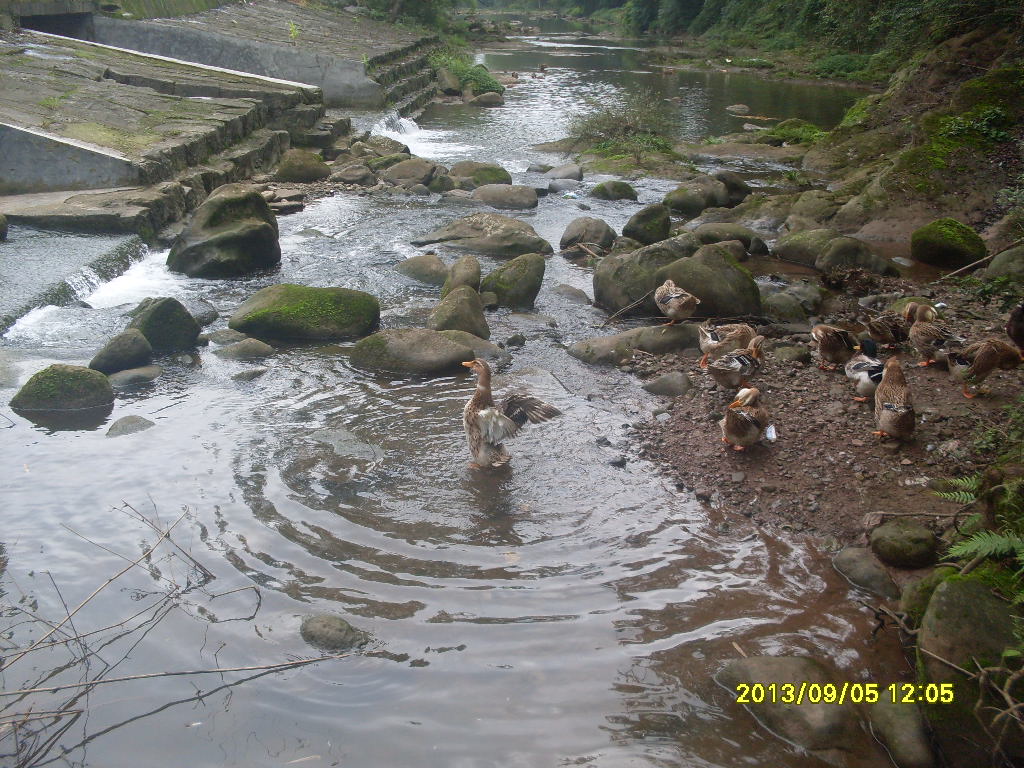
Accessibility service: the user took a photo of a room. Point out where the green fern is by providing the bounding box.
[948,530,1024,560]
[947,474,982,492]
[934,489,978,504]
[932,474,982,505]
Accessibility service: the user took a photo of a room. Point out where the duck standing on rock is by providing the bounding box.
[811,324,858,370]
[720,387,769,451]
[707,335,765,390]
[948,338,1022,398]
[698,320,756,368]
[654,279,700,326]
[906,303,965,366]
[461,358,561,468]
[1006,302,1024,358]
[844,338,884,402]
[873,357,915,441]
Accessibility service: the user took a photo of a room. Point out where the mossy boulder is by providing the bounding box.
[167,184,280,278]
[382,157,438,186]
[10,364,114,411]
[449,161,512,187]
[365,153,411,172]
[559,217,616,251]
[274,149,331,182]
[428,285,489,339]
[772,228,840,267]
[815,236,898,276]
[128,297,201,352]
[663,175,730,218]
[441,254,481,297]
[984,245,1024,279]
[397,252,449,285]
[899,565,958,626]
[656,244,762,318]
[0,212,6,241]
[593,234,703,315]
[693,223,757,249]
[427,174,457,193]
[589,180,637,201]
[471,184,539,210]
[437,330,511,367]
[568,325,699,366]
[300,614,369,651]
[917,578,1024,767]
[763,292,807,322]
[832,547,899,599]
[622,204,670,245]
[412,213,552,257]
[911,218,986,269]
[228,284,379,341]
[350,328,474,375]
[712,170,751,206]
[869,519,937,568]
[365,135,409,155]
[480,252,545,308]
[88,329,152,374]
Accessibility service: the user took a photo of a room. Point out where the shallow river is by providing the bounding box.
[1,34,905,768]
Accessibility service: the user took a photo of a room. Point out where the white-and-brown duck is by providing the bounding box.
[844,337,884,402]
[697,320,756,368]
[873,357,915,441]
[707,335,765,390]
[906,303,965,367]
[462,358,560,468]
[719,387,769,452]
[948,338,1022,398]
[654,279,700,326]
[811,324,859,370]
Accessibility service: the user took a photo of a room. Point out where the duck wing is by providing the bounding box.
[500,391,561,428]
[474,407,521,444]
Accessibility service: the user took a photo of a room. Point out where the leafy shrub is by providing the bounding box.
[568,87,679,163]
[940,106,1012,145]
[732,57,773,69]
[428,49,505,95]
[764,118,824,145]
[813,53,870,79]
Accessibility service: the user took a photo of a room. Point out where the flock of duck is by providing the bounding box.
[458,278,1024,466]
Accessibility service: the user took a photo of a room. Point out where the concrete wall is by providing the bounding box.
[1,1,95,16]
[92,16,384,107]
[0,123,141,194]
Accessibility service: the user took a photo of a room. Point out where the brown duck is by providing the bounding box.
[698,321,756,368]
[719,387,769,451]
[948,338,1021,398]
[1006,301,1024,358]
[873,357,915,441]
[906,303,965,366]
[811,324,858,370]
[462,359,560,468]
[654,279,700,326]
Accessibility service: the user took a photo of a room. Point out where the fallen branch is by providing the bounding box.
[934,254,995,282]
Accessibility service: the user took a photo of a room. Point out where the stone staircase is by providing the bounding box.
[367,37,442,117]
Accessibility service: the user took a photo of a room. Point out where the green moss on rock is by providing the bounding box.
[480,252,545,308]
[229,284,379,341]
[128,297,200,352]
[10,364,114,411]
[911,218,986,268]
[590,180,637,201]
[275,150,331,183]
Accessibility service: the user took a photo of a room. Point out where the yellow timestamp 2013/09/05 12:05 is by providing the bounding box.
[734,682,954,706]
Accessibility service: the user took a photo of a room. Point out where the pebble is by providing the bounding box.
[730,472,746,483]
[609,456,627,468]
[900,458,913,465]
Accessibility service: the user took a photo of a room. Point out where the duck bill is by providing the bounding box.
[461,361,475,368]
[728,399,742,408]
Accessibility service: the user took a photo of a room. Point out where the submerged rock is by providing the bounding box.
[107,365,163,388]
[350,328,474,374]
[427,285,490,339]
[89,329,152,375]
[412,212,552,257]
[10,364,114,412]
[468,92,504,107]
[167,184,281,278]
[622,204,670,245]
[560,216,616,251]
[397,252,449,285]
[441,253,482,297]
[911,218,986,269]
[229,284,379,341]
[479,252,546,308]
[212,338,275,360]
[128,297,201,352]
[106,414,156,437]
[300,614,370,651]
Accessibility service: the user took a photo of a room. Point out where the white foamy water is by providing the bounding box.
[372,112,478,161]
[86,248,182,308]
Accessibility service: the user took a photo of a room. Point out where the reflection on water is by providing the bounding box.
[0,31,902,768]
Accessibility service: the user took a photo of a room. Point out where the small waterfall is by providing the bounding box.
[64,267,104,300]
[372,109,420,136]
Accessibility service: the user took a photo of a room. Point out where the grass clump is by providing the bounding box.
[568,87,679,164]
[764,118,824,145]
[428,48,504,95]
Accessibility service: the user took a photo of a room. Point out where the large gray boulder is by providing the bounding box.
[382,157,438,186]
[128,297,200,352]
[544,163,583,181]
[350,328,474,375]
[589,180,637,201]
[693,222,758,250]
[438,330,511,367]
[869,519,937,568]
[229,284,379,340]
[712,170,752,207]
[449,161,512,187]
[274,149,331,182]
[568,325,699,366]
[412,213,552,257]
[397,252,449,285]
[212,338,275,360]
[441,253,481,297]
[437,67,461,95]
[832,547,899,599]
[984,244,1024,279]
[471,184,539,210]
[480,252,546,308]
[716,656,870,767]
[772,228,841,267]
[560,217,616,251]
[656,244,761,318]
[107,365,162,388]
[331,164,378,186]
[167,184,281,278]
[10,364,114,411]
[816,236,898,276]
[365,135,409,155]
[866,699,935,768]
[593,233,703,315]
[468,92,504,107]
[663,174,730,218]
[427,285,490,339]
[917,578,1024,767]
[89,329,152,375]
[622,204,670,245]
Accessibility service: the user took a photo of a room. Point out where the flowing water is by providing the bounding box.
[0,34,904,768]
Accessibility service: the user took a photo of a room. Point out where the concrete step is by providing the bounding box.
[392,82,438,118]
[384,70,435,106]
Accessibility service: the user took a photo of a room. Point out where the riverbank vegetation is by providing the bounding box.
[567,88,678,164]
